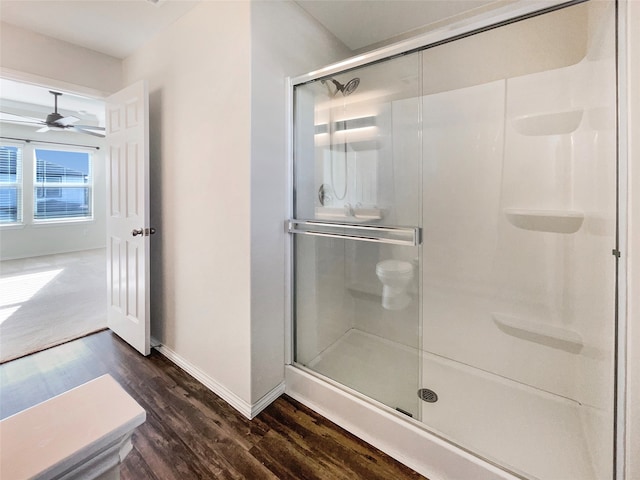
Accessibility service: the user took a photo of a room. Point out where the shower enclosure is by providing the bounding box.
[288,2,618,479]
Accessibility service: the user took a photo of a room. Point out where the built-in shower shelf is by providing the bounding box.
[354,207,383,221]
[347,281,381,300]
[326,139,380,151]
[504,208,584,233]
[315,207,383,222]
[315,207,348,220]
[512,108,583,136]
[492,313,583,354]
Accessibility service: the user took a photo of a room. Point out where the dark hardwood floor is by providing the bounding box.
[0,330,427,479]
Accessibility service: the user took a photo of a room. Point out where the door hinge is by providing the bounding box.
[612,249,621,258]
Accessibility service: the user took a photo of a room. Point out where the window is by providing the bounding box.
[0,145,23,224]
[34,149,92,221]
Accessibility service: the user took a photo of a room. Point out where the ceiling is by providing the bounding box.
[0,0,201,59]
[0,0,500,60]
[0,0,498,119]
[0,0,201,127]
[295,0,498,51]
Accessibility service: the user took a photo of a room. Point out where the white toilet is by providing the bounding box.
[375,259,414,310]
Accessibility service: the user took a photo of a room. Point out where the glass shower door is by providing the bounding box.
[418,2,617,479]
[290,2,617,479]
[291,54,423,418]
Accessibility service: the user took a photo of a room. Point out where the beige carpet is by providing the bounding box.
[0,248,107,363]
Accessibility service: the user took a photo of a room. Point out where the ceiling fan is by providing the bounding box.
[0,91,105,138]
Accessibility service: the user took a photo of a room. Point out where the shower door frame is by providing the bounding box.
[285,1,630,478]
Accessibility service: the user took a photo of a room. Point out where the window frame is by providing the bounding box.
[32,146,94,224]
[0,142,24,226]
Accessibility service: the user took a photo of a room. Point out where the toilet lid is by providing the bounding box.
[376,259,413,274]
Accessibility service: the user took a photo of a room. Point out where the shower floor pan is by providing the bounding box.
[306,328,605,480]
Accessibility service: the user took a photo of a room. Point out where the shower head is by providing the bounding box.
[343,78,360,95]
[321,77,360,96]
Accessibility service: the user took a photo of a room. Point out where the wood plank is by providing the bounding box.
[118,444,159,480]
[0,331,428,479]
[254,396,425,480]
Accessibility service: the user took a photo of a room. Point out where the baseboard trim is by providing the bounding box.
[251,382,286,418]
[150,336,161,349]
[153,343,283,419]
[154,343,253,418]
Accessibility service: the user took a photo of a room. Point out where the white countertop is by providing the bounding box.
[0,374,146,480]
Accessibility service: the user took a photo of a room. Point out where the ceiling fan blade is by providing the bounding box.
[73,124,105,131]
[53,115,80,127]
[0,111,45,124]
[37,126,50,133]
[71,126,106,138]
[0,118,45,126]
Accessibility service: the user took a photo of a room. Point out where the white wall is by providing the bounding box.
[123,0,254,403]
[123,0,349,409]
[0,123,106,260]
[0,22,122,95]
[249,0,351,403]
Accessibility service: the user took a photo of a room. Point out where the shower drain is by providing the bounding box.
[418,388,438,403]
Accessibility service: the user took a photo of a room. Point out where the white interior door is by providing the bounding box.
[106,80,150,356]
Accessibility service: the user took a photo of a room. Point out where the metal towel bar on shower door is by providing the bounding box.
[287,220,422,247]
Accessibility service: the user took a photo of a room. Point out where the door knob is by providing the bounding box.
[132,227,156,237]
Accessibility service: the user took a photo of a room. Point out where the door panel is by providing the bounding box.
[106,80,150,356]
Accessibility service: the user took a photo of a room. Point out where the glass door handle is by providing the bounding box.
[287,220,422,246]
